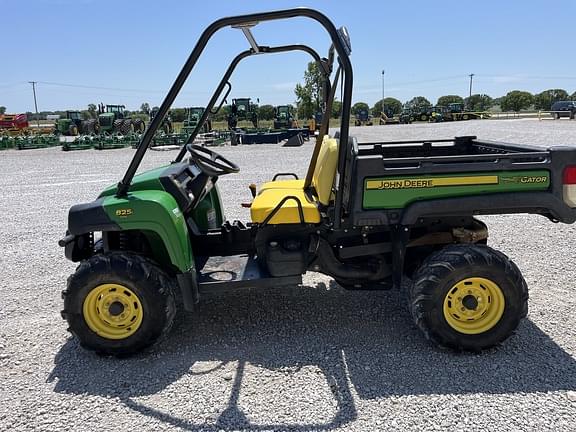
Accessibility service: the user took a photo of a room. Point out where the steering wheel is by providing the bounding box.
[186,144,240,176]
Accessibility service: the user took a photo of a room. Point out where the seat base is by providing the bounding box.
[250,188,320,224]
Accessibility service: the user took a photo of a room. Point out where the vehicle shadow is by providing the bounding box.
[48,280,576,431]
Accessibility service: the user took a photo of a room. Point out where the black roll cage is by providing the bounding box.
[116,8,354,229]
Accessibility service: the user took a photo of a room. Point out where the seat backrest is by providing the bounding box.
[311,136,339,205]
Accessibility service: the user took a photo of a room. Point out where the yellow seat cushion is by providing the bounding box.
[260,179,305,191]
[250,188,321,224]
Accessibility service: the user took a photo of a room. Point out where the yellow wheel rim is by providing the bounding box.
[443,277,505,335]
[82,284,143,340]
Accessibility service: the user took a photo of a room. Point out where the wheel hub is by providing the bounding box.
[82,284,144,340]
[108,301,125,316]
[443,277,505,335]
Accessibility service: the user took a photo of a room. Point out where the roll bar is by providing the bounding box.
[116,8,353,227]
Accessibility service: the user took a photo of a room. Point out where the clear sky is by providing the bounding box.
[2,0,575,113]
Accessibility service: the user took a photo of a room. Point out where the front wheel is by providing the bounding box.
[408,244,528,351]
[61,252,177,356]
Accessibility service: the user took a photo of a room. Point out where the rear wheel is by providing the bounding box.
[133,119,145,133]
[408,244,528,351]
[113,119,124,133]
[121,121,134,135]
[61,252,177,356]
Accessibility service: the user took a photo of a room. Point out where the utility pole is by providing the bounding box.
[468,73,474,99]
[28,81,40,128]
[381,69,385,111]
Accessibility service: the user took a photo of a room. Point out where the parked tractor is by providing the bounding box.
[97,104,145,135]
[182,107,211,135]
[227,98,258,129]
[273,105,296,129]
[354,108,373,126]
[149,108,173,134]
[55,111,100,136]
[446,103,490,121]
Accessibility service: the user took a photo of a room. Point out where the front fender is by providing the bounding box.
[68,191,193,273]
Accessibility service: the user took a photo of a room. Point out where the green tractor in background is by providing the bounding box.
[227,98,258,129]
[56,111,100,136]
[273,105,296,129]
[182,107,212,135]
[354,108,373,126]
[149,107,173,134]
[97,104,146,135]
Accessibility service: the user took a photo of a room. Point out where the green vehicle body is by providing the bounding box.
[363,170,550,209]
[93,165,225,272]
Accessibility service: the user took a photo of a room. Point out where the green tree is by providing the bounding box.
[533,89,569,110]
[140,103,151,115]
[294,61,324,119]
[571,91,576,100]
[372,97,402,116]
[87,104,97,118]
[437,95,464,107]
[171,108,186,122]
[405,96,431,110]
[258,104,275,121]
[212,105,231,122]
[500,90,533,112]
[0,106,7,114]
[352,102,369,115]
[465,94,493,111]
[331,100,342,118]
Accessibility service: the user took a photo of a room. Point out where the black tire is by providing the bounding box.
[408,244,528,351]
[68,124,78,136]
[121,121,134,135]
[113,119,124,133]
[85,119,97,135]
[61,252,177,356]
[133,119,145,133]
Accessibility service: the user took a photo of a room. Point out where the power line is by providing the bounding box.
[37,81,166,94]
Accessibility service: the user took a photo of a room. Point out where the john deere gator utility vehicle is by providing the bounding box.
[56,111,99,136]
[97,104,146,135]
[60,8,576,356]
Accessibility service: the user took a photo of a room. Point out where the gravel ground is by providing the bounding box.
[1,118,576,431]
